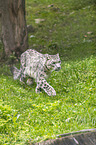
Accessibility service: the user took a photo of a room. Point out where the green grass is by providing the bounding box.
[0,56,96,144]
[0,0,96,144]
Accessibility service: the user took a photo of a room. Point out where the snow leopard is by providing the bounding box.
[11,49,61,96]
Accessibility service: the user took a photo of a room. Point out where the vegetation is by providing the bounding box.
[0,0,96,144]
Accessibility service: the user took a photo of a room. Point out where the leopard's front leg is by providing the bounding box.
[36,78,56,96]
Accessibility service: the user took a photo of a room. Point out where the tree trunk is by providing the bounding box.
[1,0,28,57]
[0,15,1,41]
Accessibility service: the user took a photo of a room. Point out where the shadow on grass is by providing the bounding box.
[59,42,96,61]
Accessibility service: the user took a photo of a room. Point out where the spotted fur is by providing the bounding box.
[11,49,61,96]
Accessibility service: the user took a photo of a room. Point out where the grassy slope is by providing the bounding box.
[0,0,96,144]
[26,0,96,60]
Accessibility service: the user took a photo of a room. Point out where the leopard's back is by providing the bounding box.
[20,49,47,79]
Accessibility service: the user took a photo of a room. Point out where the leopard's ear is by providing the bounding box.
[57,53,59,57]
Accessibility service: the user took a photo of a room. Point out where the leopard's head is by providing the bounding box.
[45,53,61,72]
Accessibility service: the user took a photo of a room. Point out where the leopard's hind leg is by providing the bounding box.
[26,78,34,85]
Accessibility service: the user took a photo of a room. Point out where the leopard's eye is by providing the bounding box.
[52,62,56,64]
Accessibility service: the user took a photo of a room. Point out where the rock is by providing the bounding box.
[48,4,54,8]
[35,19,45,24]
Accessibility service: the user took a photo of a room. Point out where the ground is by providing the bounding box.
[0,0,96,144]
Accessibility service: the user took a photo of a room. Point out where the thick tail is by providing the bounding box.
[10,66,21,80]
